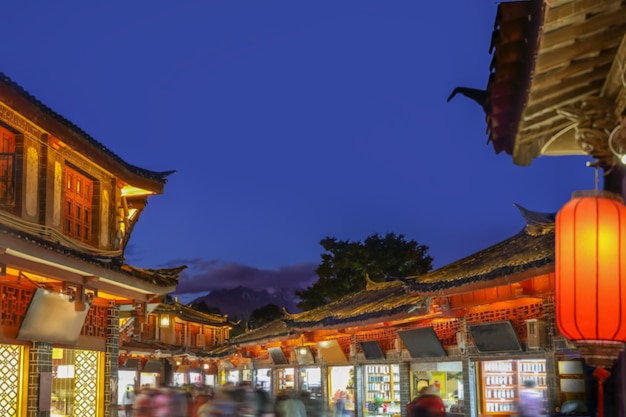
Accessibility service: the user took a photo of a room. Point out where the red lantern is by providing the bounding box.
[556,190,626,417]
[556,190,626,343]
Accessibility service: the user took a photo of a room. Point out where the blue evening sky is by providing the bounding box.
[1,2,593,300]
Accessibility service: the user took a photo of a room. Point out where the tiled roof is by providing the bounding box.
[284,280,423,329]
[121,339,185,355]
[153,301,233,326]
[0,71,175,182]
[120,265,186,288]
[230,320,296,345]
[202,343,239,358]
[407,224,554,293]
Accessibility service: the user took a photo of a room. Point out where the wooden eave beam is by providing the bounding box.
[518,120,574,146]
[529,66,611,107]
[543,0,623,32]
[601,32,626,100]
[535,30,623,74]
[532,50,615,91]
[0,236,175,299]
[523,81,603,122]
[520,111,569,132]
[541,6,626,52]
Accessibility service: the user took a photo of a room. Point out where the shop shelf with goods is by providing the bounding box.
[479,359,548,416]
[481,360,518,415]
[518,359,548,403]
[364,365,401,417]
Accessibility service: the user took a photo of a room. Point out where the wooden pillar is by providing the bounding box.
[105,301,120,417]
[321,365,329,417]
[464,359,478,417]
[398,361,411,417]
[354,364,363,417]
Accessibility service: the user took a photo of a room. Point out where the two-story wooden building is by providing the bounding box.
[0,71,184,417]
[116,298,234,394]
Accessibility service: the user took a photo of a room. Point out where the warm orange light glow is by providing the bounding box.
[120,184,154,197]
[556,191,626,342]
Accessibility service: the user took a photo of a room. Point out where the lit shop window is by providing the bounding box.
[52,348,100,417]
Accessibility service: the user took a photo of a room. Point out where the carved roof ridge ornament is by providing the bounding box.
[282,307,295,319]
[365,273,404,290]
[365,273,380,290]
[512,203,555,236]
[556,96,616,164]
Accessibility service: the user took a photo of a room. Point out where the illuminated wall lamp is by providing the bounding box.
[160,315,171,328]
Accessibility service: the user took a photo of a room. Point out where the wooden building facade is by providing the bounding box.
[116,299,234,395]
[0,71,185,417]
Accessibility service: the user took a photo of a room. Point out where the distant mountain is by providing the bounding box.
[189,286,300,319]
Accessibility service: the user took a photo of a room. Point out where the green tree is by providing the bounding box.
[248,304,283,329]
[188,300,222,315]
[296,233,433,310]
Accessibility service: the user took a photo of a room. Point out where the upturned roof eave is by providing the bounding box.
[231,331,301,347]
[0,72,174,188]
[409,263,554,297]
[154,303,231,326]
[287,310,435,332]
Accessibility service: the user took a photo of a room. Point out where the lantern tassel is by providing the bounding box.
[593,366,610,417]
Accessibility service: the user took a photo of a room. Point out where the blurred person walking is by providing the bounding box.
[275,389,307,417]
[123,385,136,417]
[409,385,446,417]
[518,380,542,417]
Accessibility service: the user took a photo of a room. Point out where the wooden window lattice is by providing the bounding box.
[431,320,461,347]
[80,305,107,338]
[73,350,100,417]
[63,166,93,244]
[0,282,108,338]
[1,284,33,327]
[0,345,21,417]
[351,320,461,353]
[356,328,397,352]
[0,126,15,205]
[465,303,544,340]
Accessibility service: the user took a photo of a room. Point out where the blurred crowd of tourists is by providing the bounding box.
[121,382,324,417]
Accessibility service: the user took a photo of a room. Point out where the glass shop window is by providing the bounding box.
[52,348,100,417]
